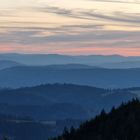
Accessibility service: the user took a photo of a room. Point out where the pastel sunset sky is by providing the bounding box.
[0,0,140,55]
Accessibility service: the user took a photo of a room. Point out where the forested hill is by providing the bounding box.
[51,99,140,140]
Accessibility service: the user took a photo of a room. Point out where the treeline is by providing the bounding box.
[51,99,140,140]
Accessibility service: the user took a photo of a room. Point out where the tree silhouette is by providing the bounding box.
[51,99,140,140]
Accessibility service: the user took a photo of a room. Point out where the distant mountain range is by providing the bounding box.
[0,53,140,68]
[101,61,140,68]
[0,66,140,88]
[0,60,23,70]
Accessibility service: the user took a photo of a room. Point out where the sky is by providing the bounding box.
[0,0,140,56]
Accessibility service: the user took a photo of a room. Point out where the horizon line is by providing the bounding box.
[0,52,140,57]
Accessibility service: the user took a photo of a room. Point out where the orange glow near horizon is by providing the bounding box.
[0,43,140,56]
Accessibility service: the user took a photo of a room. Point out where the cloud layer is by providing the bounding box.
[0,0,140,55]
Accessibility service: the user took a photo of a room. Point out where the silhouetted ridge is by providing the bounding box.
[0,60,23,70]
[0,83,136,121]
[1,53,140,68]
[1,66,140,88]
[51,99,140,140]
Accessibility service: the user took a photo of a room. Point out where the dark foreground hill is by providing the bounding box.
[51,99,140,140]
[0,114,68,140]
[0,84,138,140]
[0,84,136,120]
